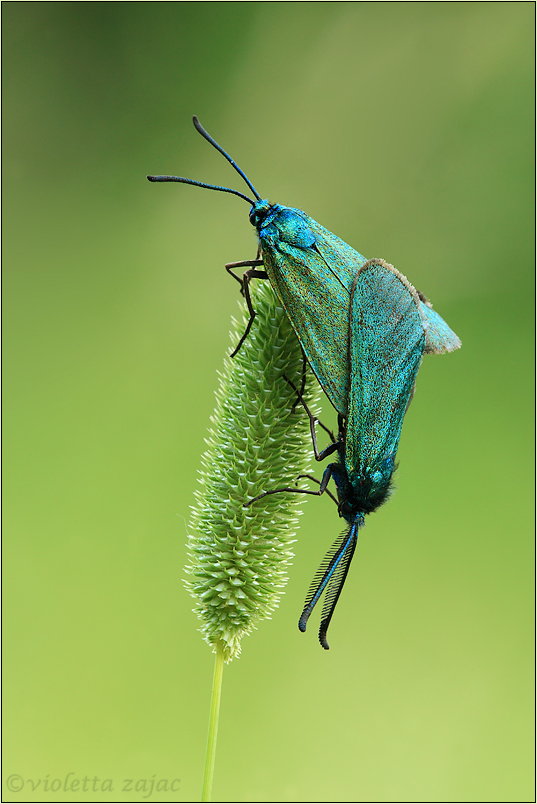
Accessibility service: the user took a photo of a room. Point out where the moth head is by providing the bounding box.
[249,199,272,229]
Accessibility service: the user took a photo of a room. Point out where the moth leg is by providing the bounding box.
[245,464,335,507]
[283,373,322,425]
[296,474,338,506]
[290,350,308,414]
[282,375,338,460]
[225,259,268,358]
[225,259,265,290]
[245,485,325,507]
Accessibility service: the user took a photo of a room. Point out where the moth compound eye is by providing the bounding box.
[249,200,272,228]
[371,471,384,485]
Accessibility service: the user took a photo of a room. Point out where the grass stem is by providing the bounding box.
[201,641,225,802]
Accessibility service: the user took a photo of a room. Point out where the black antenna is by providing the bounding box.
[146,175,255,205]
[191,116,261,201]
[147,116,261,206]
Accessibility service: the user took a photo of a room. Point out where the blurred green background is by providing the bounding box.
[3,3,534,802]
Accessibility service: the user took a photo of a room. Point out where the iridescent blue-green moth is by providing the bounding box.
[248,259,443,648]
[148,117,460,416]
[148,118,461,648]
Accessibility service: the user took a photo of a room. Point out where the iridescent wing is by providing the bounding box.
[261,208,365,415]
[262,208,459,416]
[346,259,426,480]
